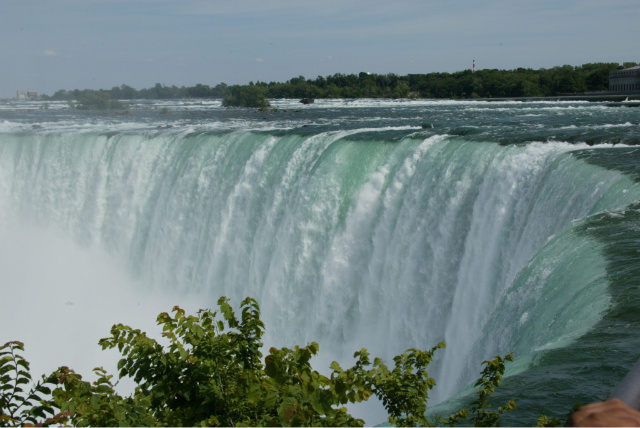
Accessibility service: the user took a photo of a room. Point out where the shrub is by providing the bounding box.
[75,91,125,110]
[1,297,537,427]
[222,85,270,108]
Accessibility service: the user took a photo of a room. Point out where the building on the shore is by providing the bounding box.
[609,66,640,93]
[16,90,38,101]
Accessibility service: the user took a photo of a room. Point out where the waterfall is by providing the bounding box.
[1,127,639,422]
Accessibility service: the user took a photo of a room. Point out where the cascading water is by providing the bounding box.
[1,99,640,424]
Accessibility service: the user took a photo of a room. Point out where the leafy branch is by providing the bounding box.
[1,297,565,427]
[0,341,67,427]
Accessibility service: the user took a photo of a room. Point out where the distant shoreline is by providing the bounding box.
[5,62,636,102]
[3,94,640,104]
[471,93,640,102]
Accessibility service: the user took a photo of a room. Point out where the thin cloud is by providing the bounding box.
[43,50,57,56]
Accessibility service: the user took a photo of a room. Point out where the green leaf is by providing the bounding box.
[246,383,263,404]
[95,384,113,394]
[264,384,280,409]
[310,389,334,415]
[278,396,299,425]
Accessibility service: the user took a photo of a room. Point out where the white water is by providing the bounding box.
[1,127,640,422]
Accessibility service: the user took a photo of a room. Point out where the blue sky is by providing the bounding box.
[1,0,638,98]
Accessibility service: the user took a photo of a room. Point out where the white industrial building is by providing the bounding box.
[609,66,640,93]
[16,91,38,101]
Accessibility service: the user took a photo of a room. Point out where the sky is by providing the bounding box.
[1,0,639,99]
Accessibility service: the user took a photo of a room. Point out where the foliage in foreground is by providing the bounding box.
[1,297,562,426]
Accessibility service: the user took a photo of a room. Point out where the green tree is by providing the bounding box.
[187,84,214,98]
[0,341,66,426]
[394,81,411,98]
[76,91,125,110]
[48,366,155,427]
[90,298,447,426]
[1,298,566,427]
[212,82,228,98]
[222,85,270,108]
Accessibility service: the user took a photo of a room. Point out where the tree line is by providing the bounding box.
[41,62,638,105]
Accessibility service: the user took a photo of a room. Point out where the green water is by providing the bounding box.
[1,98,639,424]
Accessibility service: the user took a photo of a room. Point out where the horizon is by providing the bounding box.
[9,61,639,101]
[2,0,639,99]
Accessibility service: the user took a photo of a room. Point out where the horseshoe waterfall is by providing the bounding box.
[1,99,640,424]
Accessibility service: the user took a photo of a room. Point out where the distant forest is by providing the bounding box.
[43,62,638,102]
